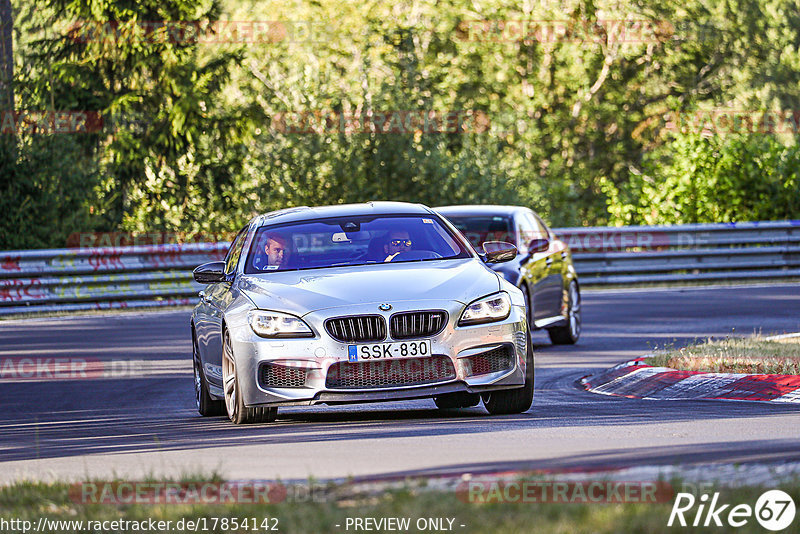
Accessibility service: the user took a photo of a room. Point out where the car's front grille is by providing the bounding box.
[325,355,456,389]
[325,315,386,343]
[390,311,447,339]
[464,346,514,377]
[258,363,308,388]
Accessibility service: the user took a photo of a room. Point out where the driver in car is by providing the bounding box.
[254,233,290,270]
[384,230,413,262]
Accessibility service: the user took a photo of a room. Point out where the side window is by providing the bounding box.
[429,220,461,256]
[531,213,551,239]
[516,213,539,249]
[224,226,249,275]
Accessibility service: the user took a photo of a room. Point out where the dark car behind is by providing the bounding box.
[436,205,581,344]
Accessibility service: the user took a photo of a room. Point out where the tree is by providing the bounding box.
[18,0,247,235]
[0,0,12,111]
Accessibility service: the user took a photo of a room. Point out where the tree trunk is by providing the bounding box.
[0,0,13,112]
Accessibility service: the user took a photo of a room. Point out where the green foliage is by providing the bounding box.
[610,133,800,224]
[0,134,99,249]
[3,0,800,249]
[8,0,246,244]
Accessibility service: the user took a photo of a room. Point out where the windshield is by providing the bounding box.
[244,215,471,273]
[443,215,515,248]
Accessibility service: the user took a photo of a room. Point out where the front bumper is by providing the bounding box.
[225,299,528,408]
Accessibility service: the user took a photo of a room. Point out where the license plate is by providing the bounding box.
[347,340,431,362]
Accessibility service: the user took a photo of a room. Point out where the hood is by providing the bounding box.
[238,258,500,316]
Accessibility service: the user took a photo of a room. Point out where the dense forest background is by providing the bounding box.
[1,0,799,249]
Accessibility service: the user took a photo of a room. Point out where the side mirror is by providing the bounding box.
[482,241,517,263]
[528,238,550,253]
[193,261,227,283]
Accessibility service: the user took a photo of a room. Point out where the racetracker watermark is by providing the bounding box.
[0,111,103,135]
[69,481,338,505]
[665,110,800,136]
[67,20,332,44]
[265,356,461,384]
[2,517,279,532]
[559,230,670,252]
[0,110,152,135]
[66,232,235,249]
[270,110,491,135]
[457,480,674,503]
[557,229,715,252]
[457,19,673,43]
[0,358,148,381]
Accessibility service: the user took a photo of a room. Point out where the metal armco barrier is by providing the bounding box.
[0,243,227,316]
[555,220,800,285]
[1,221,798,315]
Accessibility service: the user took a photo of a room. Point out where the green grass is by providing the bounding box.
[2,477,800,533]
[646,336,800,374]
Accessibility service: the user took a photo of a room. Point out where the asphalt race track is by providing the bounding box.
[1,284,800,483]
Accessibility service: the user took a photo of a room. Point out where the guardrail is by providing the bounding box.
[1,221,798,315]
[0,243,227,316]
[556,220,800,285]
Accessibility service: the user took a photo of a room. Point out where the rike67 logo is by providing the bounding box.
[668,489,796,531]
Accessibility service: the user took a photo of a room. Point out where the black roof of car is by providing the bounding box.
[434,205,530,217]
[255,201,435,227]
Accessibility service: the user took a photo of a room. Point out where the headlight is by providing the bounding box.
[458,292,511,326]
[248,310,314,338]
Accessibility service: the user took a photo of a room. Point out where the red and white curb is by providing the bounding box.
[580,357,800,403]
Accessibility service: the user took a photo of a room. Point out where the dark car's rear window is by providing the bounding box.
[443,215,515,248]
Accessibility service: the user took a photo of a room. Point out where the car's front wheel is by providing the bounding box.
[547,280,581,345]
[222,330,277,424]
[483,332,534,415]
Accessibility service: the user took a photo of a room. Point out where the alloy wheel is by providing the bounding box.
[222,333,238,420]
[193,350,202,411]
[568,282,581,340]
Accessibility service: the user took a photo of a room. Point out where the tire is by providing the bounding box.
[483,332,534,415]
[434,392,481,409]
[193,330,225,417]
[547,280,581,345]
[222,330,278,424]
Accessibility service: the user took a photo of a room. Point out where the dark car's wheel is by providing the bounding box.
[193,330,225,417]
[434,392,481,409]
[222,330,277,424]
[483,332,534,415]
[547,280,581,345]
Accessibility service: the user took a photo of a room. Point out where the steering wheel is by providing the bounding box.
[389,250,443,262]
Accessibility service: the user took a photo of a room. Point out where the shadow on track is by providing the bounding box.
[1,373,798,464]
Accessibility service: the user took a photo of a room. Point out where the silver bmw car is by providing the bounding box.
[191,202,533,424]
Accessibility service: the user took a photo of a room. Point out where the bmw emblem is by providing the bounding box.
[379,303,392,311]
